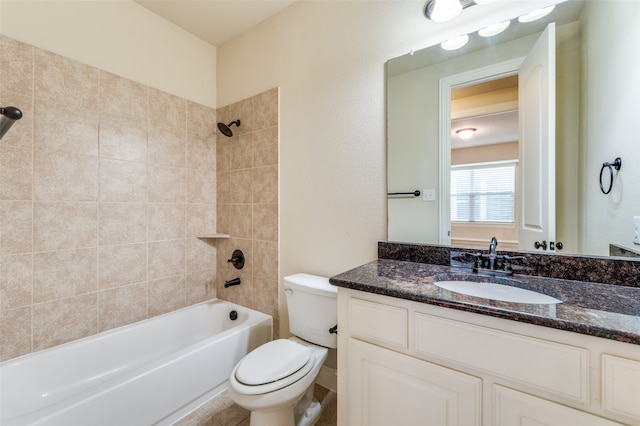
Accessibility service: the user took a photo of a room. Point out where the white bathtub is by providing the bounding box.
[0,299,272,426]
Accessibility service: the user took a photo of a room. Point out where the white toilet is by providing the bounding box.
[228,273,337,426]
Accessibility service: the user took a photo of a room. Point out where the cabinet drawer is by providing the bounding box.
[348,298,407,350]
[415,312,589,403]
[602,354,640,422]
[494,385,623,425]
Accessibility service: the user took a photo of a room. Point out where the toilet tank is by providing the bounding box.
[284,273,337,349]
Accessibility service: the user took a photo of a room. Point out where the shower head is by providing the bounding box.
[217,120,241,137]
[0,106,23,140]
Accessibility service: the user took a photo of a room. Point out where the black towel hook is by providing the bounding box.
[599,157,622,194]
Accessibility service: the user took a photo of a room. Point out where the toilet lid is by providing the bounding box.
[235,339,312,386]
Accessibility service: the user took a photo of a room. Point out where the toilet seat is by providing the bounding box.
[232,339,315,395]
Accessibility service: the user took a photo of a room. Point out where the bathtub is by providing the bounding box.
[0,299,272,426]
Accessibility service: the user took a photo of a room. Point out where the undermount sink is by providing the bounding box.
[434,280,562,305]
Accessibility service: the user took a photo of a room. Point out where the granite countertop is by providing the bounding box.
[329,259,640,345]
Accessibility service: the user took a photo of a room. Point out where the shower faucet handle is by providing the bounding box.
[227,249,245,270]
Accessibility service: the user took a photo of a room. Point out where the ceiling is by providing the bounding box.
[134,0,296,47]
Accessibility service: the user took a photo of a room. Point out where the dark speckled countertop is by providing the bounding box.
[330,258,640,345]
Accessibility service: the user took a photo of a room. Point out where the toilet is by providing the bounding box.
[228,273,337,426]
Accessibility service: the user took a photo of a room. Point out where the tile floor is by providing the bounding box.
[175,384,337,426]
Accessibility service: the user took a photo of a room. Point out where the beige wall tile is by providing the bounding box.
[98,282,147,332]
[98,243,147,289]
[0,306,32,361]
[187,268,216,304]
[148,203,185,241]
[216,135,231,172]
[99,71,148,120]
[34,49,99,111]
[228,169,252,204]
[148,124,185,167]
[148,239,186,280]
[33,248,97,303]
[253,203,278,242]
[187,101,216,139]
[186,237,216,273]
[34,150,98,201]
[0,201,33,255]
[254,240,278,281]
[99,202,147,246]
[99,115,147,162]
[253,88,279,130]
[253,127,278,167]
[148,88,186,131]
[227,204,252,239]
[34,99,99,156]
[0,254,33,311]
[0,35,34,96]
[148,165,186,203]
[0,146,32,200]
[230,133,253,170]
[187,134,216,171]
[253,165,278,204]
[252,277,279,319]
[187,169,216,204]
[33,293,97,351]
[186,204,216,237]
[34,201,97,252]
[216,171,230,205]
[148,275,186,317]
[99,158,147,202]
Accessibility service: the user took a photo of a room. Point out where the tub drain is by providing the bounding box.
[229,310,238,321]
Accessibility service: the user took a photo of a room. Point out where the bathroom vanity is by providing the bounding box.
[331,243,640,426]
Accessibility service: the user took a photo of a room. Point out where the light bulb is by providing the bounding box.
[518,5,555,23]
[456,128,476,140]
[427,0,463,22]
[441,34,469,51]
[478,20,510,37]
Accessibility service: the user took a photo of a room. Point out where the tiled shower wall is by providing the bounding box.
[0,35,280,362]
[215,89,280,336]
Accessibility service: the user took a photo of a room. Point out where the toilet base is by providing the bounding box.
[249,390,322,426]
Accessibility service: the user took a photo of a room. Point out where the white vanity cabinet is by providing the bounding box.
[337,288,640,426]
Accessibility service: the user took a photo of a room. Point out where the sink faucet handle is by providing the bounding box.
[502,255,526,272]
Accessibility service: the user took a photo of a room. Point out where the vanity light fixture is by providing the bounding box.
[456,128,476,140]
[518,5,555,23]
[478,20,510,37]
[441,34,469,50]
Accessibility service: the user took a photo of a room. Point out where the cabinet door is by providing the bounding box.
[494,385,624,426]
[347,338,481,426]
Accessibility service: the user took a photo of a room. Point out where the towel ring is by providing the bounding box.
[599,157,622,194]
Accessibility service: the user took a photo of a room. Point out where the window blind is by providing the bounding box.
[451,161,516,223]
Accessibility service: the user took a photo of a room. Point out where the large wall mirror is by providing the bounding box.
[387,0,640,258]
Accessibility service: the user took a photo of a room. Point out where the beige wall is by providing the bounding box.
[0,35,218,361]
[0,0,216,108]
[215,0,564,338]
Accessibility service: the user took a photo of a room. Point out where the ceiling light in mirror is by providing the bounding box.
[441,34,469,50]
[425,0,463,22]
[518,5,555,23]
[478,20,511,37]
[456,128,477,140]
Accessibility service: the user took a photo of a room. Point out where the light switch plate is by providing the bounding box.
[634,216,640,245]
[422,189,436,202]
